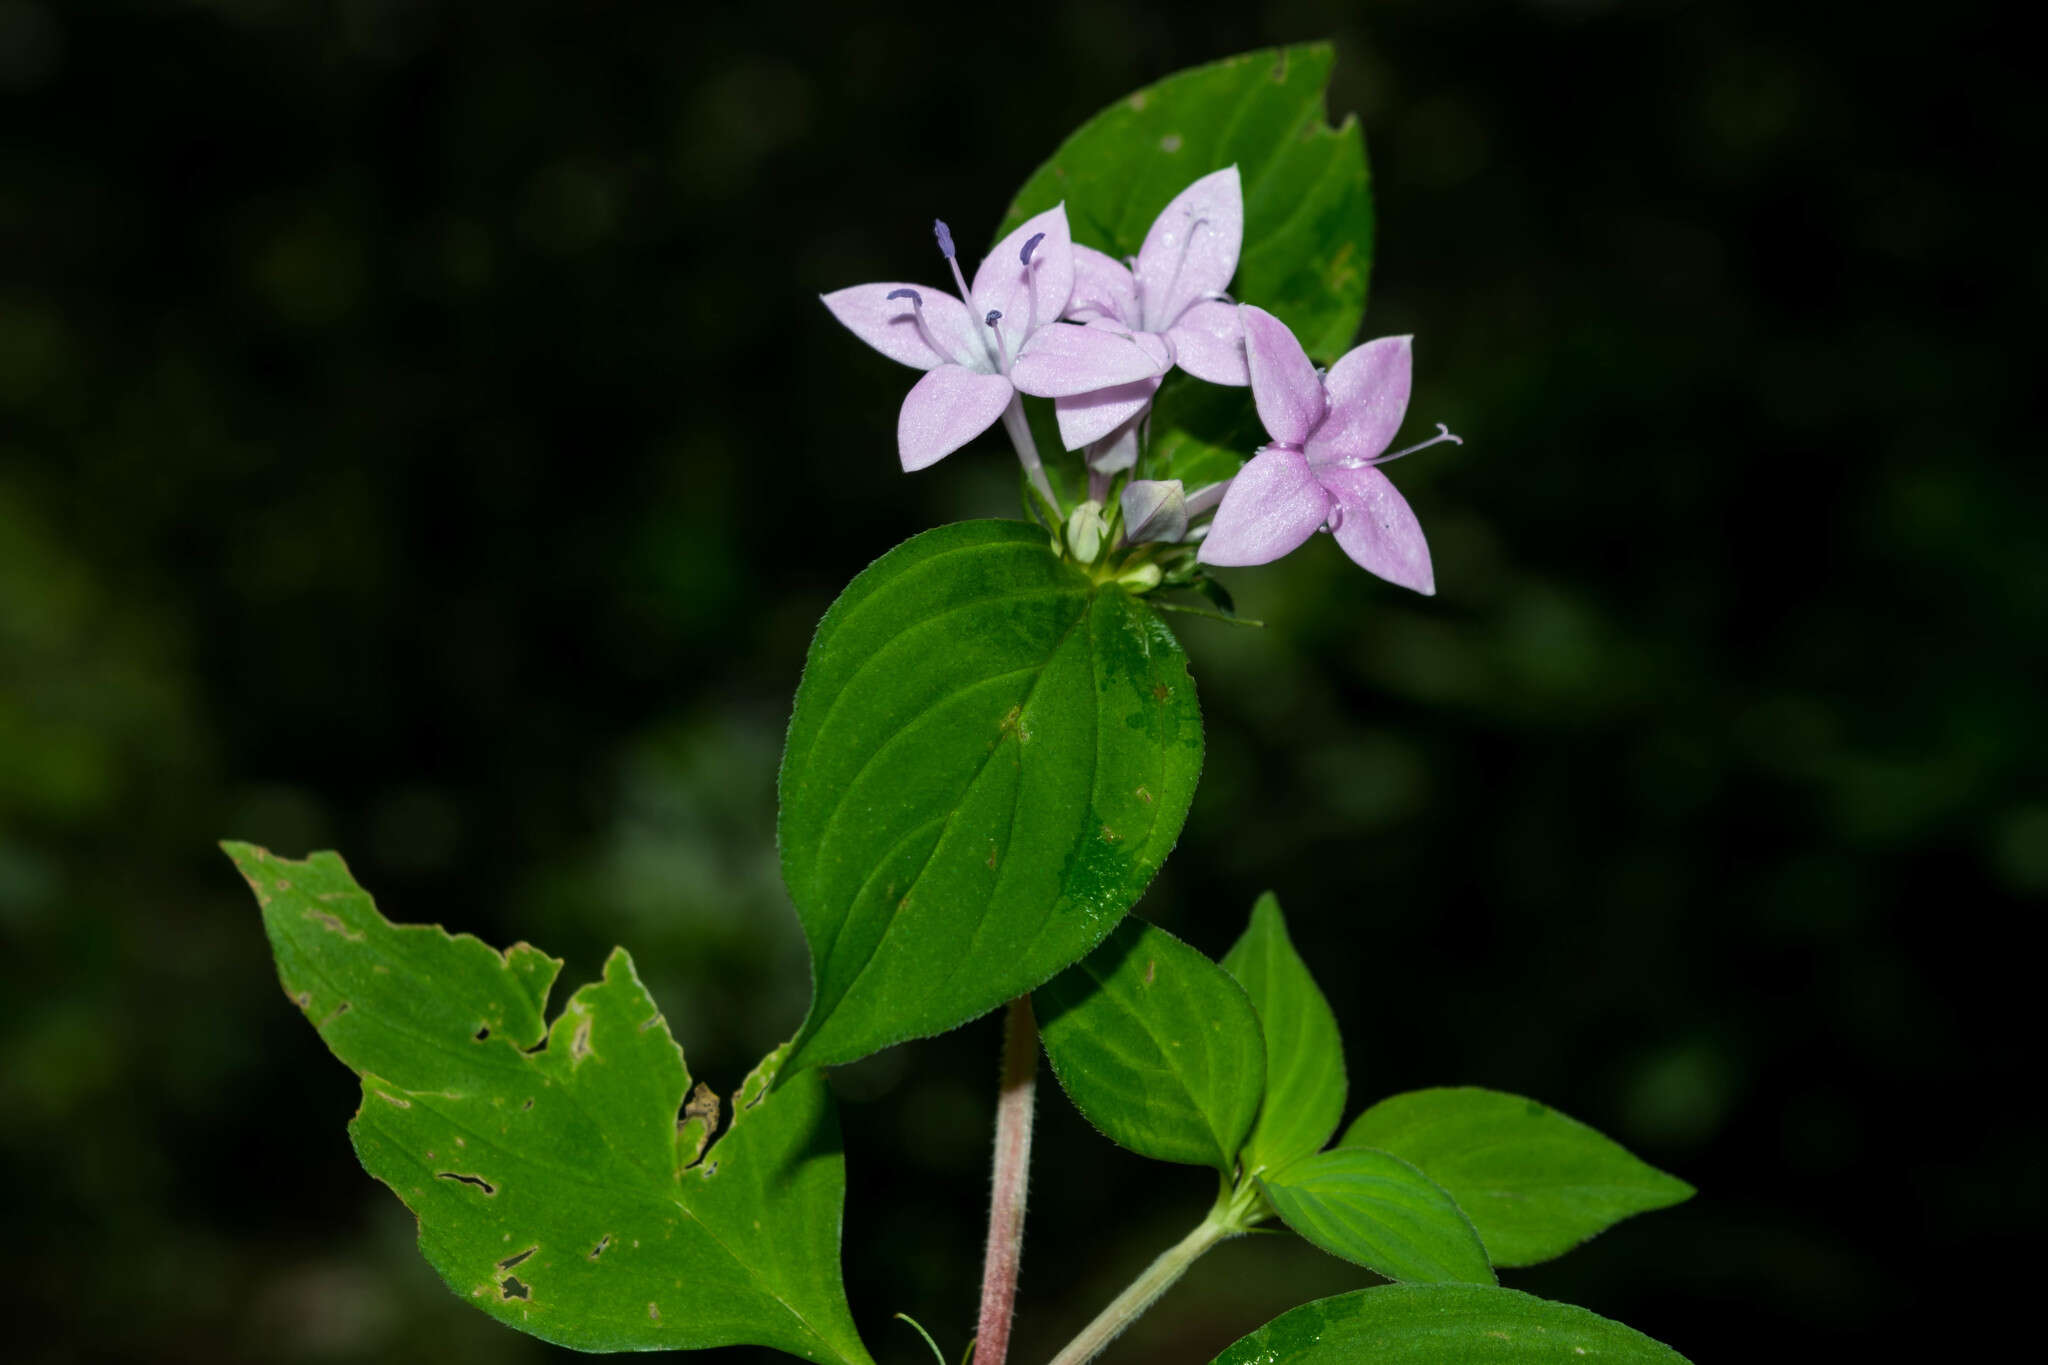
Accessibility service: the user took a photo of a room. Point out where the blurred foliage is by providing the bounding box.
[1,0,2037,1361]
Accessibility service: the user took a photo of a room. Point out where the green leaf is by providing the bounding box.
[1000,44,1373,494]
[1001,43,1372,359]
[1036,916,1265,1172]
[228,842,873,1364]
[778,521,1203,1071]
[1340,1088,1695,1267]
[1221,892,1346,1176]
[1259,1148,1495,1285]
[1210,1285,1691,1364]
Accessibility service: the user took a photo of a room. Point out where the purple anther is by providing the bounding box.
[886,288,923,306]
[1019,231,1046,266]
[934,219,957,260]
[985,310,1003,327]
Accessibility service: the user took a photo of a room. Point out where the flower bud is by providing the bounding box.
[1114,562,1163,593]
[1121,479,1188,544]
[1065,500,1110,563]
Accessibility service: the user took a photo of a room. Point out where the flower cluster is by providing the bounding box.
[822,168,1459,596]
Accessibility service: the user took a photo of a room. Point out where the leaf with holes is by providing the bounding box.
[1259,1147,1495,1285]
[777,520,1203,1072]
[227,842,872,1364]
[1340,1088,1695,1267]
[1210,1285,1692,1364]
[1000,43,1373,491]
[1221,891,1346,1177]
[1036,916,1265,1172]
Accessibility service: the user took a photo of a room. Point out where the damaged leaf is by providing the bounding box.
[227,842,872,1364]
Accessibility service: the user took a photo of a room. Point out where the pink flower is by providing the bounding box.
[821,206,1173,472]
[1054,167,1252,453]
[1197,305,1460,595]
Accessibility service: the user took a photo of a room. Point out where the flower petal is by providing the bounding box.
[1167,298,1248,386]
[1011,323,1172,399]
[973,203,1075,359]
[1320,462,1434,595]
[1085,410,1145,473]
[1306,335,1413,469]
[1240,304,1326,446]
[1135,166,1243,331]
[896,365,1015,471]
[821,283,983,371]
[1196,447,1331,567]
[1054,374,1162,451]
[1067,244,1139,328]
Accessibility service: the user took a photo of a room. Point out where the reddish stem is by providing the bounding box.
[974,995,1038,1365]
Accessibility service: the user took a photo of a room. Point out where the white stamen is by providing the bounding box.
[1374,422,1464,465]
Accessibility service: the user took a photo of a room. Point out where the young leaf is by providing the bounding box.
[1259,1148,1494,1286]
[1210,1285,1691,1364]
[778,521,1202,1072]
[227,842,873,1364]
[1036,916,1265,1172]
[1340,1088,1695,1268]
[1000,43,1372,361]
[1221,892,1346,1176]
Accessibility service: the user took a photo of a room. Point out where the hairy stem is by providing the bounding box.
[974,996,1038,1365]
[1000,396,1061,515]
[1045,1182,1265,1365]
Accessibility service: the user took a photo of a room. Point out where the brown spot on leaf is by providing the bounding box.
[1143,958,1156,985]
[1100,824,1122,844]
[1151,683,1171,702]
[677,1082,721,1170]
[500,1276,531,1301]
[1135,785,1153,804]
[498,1247,536,1271]
[376,1091,411,1109]
[303,908,363,941]
[1161,133,1182,153]
[648,1303,661,1322]
[590,1234,611,1260]
[571,1015,593,1063]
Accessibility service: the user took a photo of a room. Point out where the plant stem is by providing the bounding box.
[1000,396,1061,515]
[1044,1207,1235,1365]
[1045,1179,1267,1365]
[974,995,1039,1365]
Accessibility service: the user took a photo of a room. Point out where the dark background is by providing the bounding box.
[2,1,2037,1360]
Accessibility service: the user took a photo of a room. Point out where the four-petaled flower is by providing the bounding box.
[822,205,1174,472]
[1057,167,1251,455]
[1198,305,1460,595]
